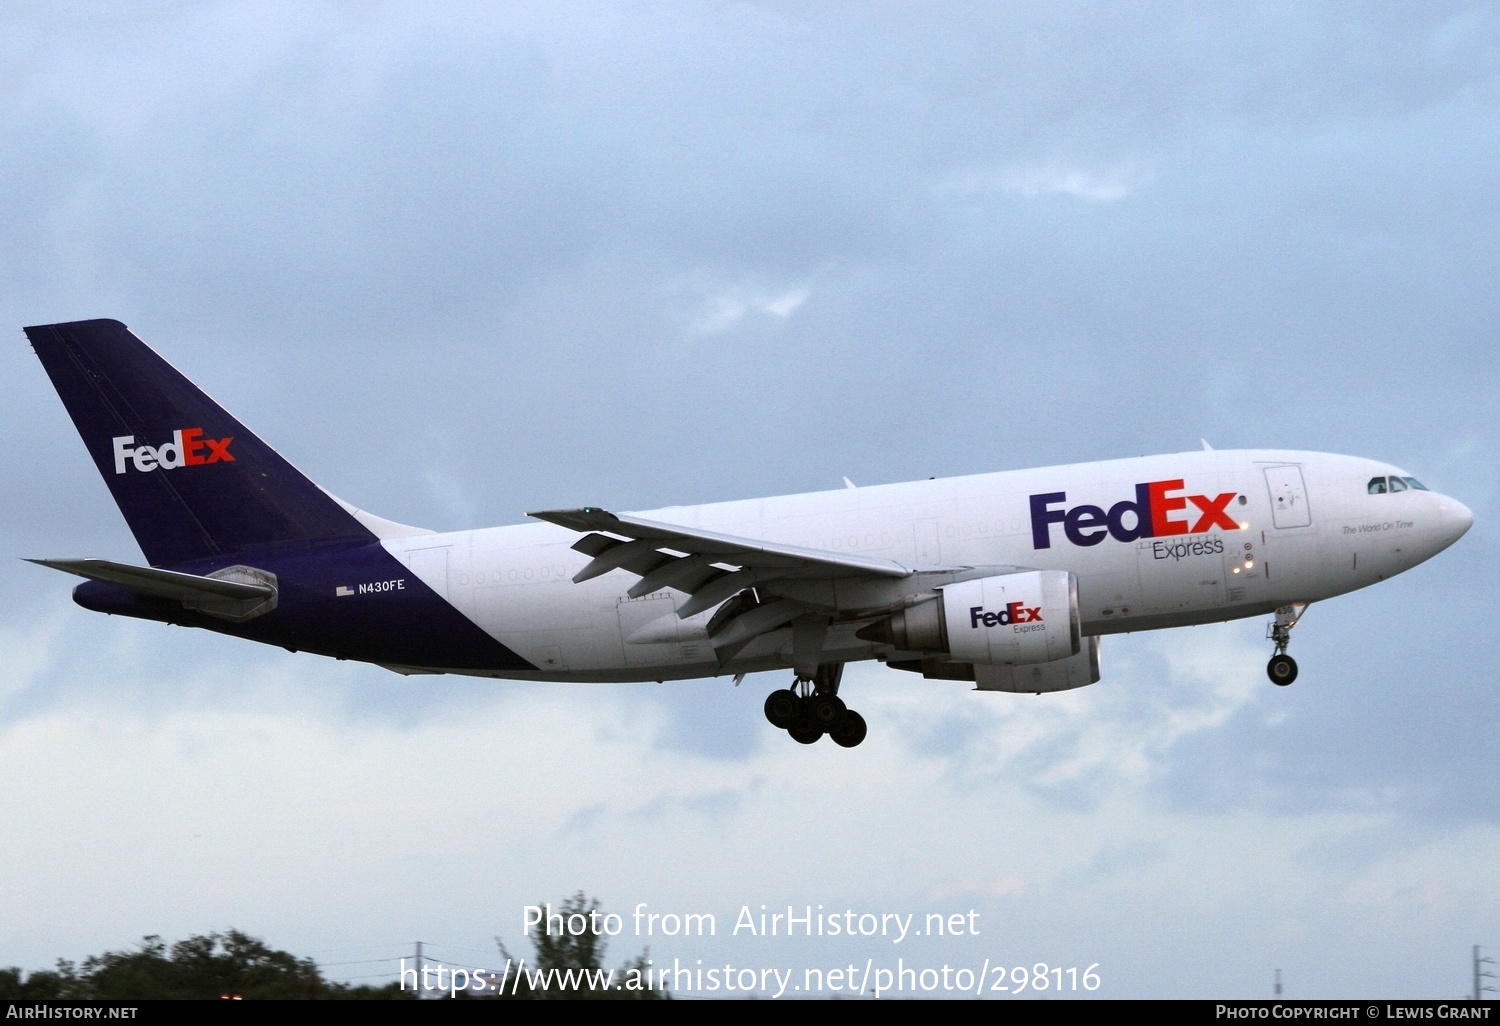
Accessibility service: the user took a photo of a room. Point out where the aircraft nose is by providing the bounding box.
[1436,495,1474,546]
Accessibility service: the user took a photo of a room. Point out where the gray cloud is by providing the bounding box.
[2,2,1497,998]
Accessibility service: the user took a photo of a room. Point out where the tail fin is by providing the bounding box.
[26,318,376,566]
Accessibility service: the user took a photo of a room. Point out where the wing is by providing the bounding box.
[528,507,916,665]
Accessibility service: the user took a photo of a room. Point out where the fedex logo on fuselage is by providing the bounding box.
[112,428,234,475]
[1030,479,1238,549]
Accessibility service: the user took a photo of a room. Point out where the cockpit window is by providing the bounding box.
[1369,475,1430,495]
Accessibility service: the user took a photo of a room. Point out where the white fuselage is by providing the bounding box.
[382,449,1472,682]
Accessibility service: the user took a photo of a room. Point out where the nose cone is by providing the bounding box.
[1436,495,1474,549]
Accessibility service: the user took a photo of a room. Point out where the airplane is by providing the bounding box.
[25,319,1473,748]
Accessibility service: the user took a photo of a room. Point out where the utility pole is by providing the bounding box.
[1475,945,1494,1002]
[1274,968,1282,998]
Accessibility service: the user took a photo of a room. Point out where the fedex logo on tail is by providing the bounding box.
[112,428,234,475]
[1031,479,1238,549]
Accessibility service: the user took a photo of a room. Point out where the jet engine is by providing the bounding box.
[857,570,1080,665]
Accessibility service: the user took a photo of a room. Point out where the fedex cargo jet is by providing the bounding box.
[25,319,1473,748]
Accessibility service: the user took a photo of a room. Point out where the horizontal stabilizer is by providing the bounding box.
[27,557,277,621]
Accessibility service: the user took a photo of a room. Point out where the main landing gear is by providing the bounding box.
[1266,603,1308,686]
[763,663,867,748]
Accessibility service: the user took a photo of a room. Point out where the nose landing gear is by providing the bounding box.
[763,663,867,747]
[1266,603,1308,686]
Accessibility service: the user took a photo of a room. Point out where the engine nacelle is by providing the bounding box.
[859,570,1080,665]
[974,635,1100,693]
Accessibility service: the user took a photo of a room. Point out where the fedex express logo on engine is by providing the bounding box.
[970,602,1041,628]
[112,428,234,475]
[1030,479,1238,549]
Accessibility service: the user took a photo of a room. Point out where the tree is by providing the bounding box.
[0,965,74,999]
[71,931,313,999]
[495,893,667,1000]
[0,931,406,1000]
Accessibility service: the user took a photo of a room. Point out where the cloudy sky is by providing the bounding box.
[2,2,1496,1000]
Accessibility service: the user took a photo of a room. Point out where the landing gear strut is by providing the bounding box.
[763,663,866,748]
[1266,603,1308,686]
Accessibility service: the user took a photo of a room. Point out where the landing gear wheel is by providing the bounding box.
[810,694,847,728]
[764,689,800,728]
[788,723,823,745]
[769,665,859,748]
[1267,654,1298,686]
[829,710,867,748]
